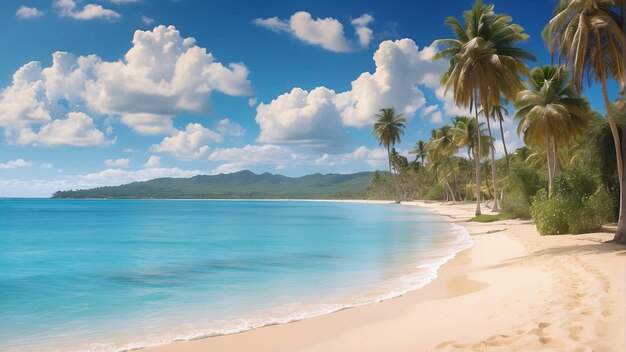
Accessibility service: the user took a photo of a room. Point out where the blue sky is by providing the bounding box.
[0,0,620,197]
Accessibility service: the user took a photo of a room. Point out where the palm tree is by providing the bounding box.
[543,0,625,242]
[434,0,535,215]
[410,140,428,166]
[452,116,493,201]
[451,116,492,161]
[514,65,590,195]
[373,108,406,203]
[427,125,460,201]
[482,104,512,173]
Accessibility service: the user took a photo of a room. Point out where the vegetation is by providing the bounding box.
[470,214,506,223]
[434,0,535,215]
[373,108,406,203]
[365,0,625,241]
[52,171,375,199]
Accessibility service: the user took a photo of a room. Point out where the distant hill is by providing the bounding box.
[51,170,376,199]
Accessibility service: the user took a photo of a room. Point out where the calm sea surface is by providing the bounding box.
[0,199,471,351]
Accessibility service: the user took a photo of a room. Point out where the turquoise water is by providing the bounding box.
[0,199,471,352]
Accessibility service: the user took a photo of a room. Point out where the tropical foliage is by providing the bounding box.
[367,0,625,241]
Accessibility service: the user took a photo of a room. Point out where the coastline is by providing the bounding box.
[142,200,625,352]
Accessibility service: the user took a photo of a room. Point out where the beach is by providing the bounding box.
[145,201,625,352]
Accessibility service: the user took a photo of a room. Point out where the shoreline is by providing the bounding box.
[142,200,625,352]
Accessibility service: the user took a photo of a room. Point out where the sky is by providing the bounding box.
[0,0,621,197]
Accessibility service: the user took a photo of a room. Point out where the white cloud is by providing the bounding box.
[15,112,112,147]
[41,163,55,169]
[151,123,222,160]
[254,11,353,52]
[256,39,448,148]
[0,62,51,129]
[208,144,305,173]
[140,15,154,25]
[84,25,253,134]
[351,14,374,47]
[143,155,162,168]
[248,97,258,107]
[105,158,130,167]
[216,118,245,137]
[0,159,33,169]
[336,39,446,127]
[54,0,121,21]
[0,25,254,139]
[16,6,43,19]
[253,17,290,33]
[255,87,346,149]
[420,105,443,123]
[314,146,387,167]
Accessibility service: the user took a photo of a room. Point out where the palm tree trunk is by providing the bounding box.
[484,115,499,212]
[618,1,626,243]
[546,123,553,197]
[599,55,623,213]
[615,106,626,243]
[473,91,482,216]
[388,144,401,203]
[553,139,560,179]
[498,115,510,174]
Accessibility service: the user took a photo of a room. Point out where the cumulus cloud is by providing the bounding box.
[255,11,370,53]
[143,155,162,168]
[256,39,448,149]
[336,39,446,127]
[351,14,374,47]
[54,0,121,21]
[84,25,253,134]
[256,87,346,150]
[16,6,43,19]
[0,25,254,143]
[105,158,130,167]
[151,123,222,160]
[0,62,51,129]
[15,112,112,147]
[248,97,258,107]
[0,159,33,169]
[216,118,245,137]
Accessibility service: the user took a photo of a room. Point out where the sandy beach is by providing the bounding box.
[145,201,625,352]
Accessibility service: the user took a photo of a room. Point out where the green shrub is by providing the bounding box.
[530,190,569,235]
[423,184,445,201]
[531,189,613,235]
[554,168,596,202]
[502,165,543,219]
[501,191,532,219]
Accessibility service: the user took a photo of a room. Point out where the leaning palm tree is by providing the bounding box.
[410,140,429,166]
[514,65,591,195]
[543,0,625,241]
[434,0,535,214]
[373,108,406,203]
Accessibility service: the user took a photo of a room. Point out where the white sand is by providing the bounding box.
[145,201,625,352]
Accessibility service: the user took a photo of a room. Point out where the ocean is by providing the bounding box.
[0,199,471,351]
